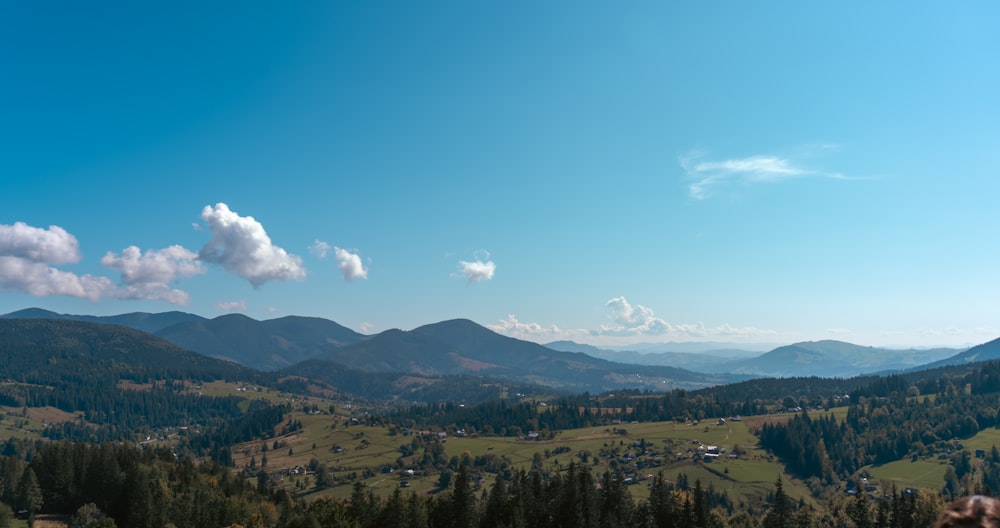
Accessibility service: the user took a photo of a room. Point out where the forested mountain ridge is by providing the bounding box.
[918,336,1000,370]
[1,307,206,334]
[0,319,252,381]
[1,309,367,371]
[4,308,980,381]
[154,313,366,371]
[315,318,734,392]
[0,319,274,445]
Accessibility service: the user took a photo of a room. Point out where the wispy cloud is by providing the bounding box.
[214,300,247,312]
[309,240,332,259]
[487,314,571,341]
[680,148,846,199]
[489,298,777,345]
[455,249,496,283]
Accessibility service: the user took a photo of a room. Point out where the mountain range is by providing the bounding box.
[2,308,996,394]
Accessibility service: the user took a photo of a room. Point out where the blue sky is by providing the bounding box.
[2,2,998,348]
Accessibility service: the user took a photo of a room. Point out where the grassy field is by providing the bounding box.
[868,458,949,491]
[236,410,816,508]
[864,425,1000,492]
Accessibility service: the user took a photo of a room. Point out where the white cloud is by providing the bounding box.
[334,247,368,281]
[311,239,368,281]
[0,222,81,264]
[711,323,778,339]
[0,222,114,301]
[594,296,777,340]
[680,149,846,200]
[101,245,205,304]
[101,245,204,285]
[359,322,375,333]
[456,250,496,283]
[214,300,247,312]
[488,314,566,341]
[198,203,306,287]
[309,240,332,259]
[598,296,673,336]
[489,308,777,346]
[0,257,114,301]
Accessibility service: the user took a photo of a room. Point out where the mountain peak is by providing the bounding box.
[1,307,63,319]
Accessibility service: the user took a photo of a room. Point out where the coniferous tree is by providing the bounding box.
[846,486,872,528]
[452,464,475,528]
[16,467,42,516]
[480,475,510,528]
[762,477,792,528]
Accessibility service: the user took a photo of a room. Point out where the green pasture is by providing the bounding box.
[868,458,948,491]
[866,426,1000,492]
[250,412,812,507]
[956,427,1000,454]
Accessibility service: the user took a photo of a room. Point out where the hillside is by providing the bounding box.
[313,318,733,392]
[0,318,253,381]
[547,340,761,372]
[1,307,207,334]
[918,336,1000,370]
[0,319,274,445]
[1,308,368,372]
[713,340,961,377]
[152,313,366,371]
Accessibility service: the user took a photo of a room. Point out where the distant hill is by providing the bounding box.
[154,314,367,371]
[545,340,762,372]
[548,338,963,378]
[1,307,972,388]
[1,307,206,334]
[1,308,366,372]
[721,340,962,378]
[0,318,256,381]
[917,337,1000,370]
[604,341,776,355]
[314,319,734,392]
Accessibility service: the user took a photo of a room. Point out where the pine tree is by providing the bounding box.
[452,465,475,528]
[16,468,42,515]
[762,477,792,528]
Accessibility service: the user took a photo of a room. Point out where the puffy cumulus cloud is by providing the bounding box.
[101,245,205,304]
[599,296,673,336]
[680,149,846,200]
[0,222,81,264]
[0,256,114,301]
[198,203,306,287]
[456,250,495,283]
[0,222,113,301]
[214,300,247,312]
[359,322,375,333]
[334,247,368,281]
[311,240,368,281]
[595,297,777,340]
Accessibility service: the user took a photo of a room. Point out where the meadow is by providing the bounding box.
[233,407,819,508]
